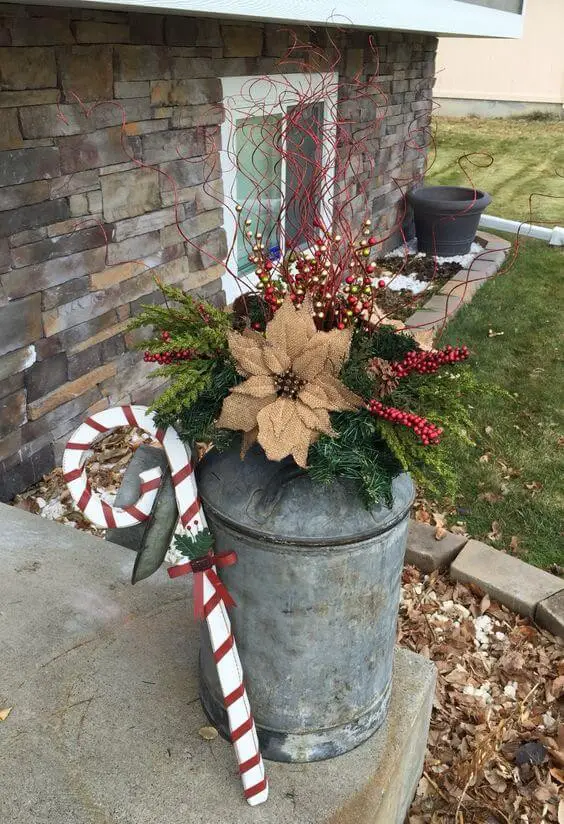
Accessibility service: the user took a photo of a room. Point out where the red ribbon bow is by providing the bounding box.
[168,551,237,620]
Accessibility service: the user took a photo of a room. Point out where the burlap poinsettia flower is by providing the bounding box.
[217,297,362,467]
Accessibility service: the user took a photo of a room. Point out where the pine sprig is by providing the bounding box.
[168,359,241,448]
[307,409,402,506]
[129,281,234,423]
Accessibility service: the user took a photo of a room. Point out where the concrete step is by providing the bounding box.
[0,502,435,823]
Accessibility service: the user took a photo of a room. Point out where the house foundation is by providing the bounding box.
[0,6,436,499]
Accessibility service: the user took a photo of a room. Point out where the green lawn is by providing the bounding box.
[427,117,564,225]
[436,239,563,569]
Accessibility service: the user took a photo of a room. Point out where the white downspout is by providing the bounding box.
[479,214,564,246]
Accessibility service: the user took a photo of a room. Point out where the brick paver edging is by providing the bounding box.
[406,521,564,640]
[404,231,511,332]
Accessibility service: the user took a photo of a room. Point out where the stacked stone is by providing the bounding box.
[0,5,437,500]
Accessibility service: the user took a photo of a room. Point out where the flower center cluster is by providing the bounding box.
[274,369,305,399]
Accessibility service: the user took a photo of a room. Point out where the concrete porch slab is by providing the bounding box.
[0,503,436,824]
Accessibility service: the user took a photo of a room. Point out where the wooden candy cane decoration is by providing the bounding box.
[63,405,268,807]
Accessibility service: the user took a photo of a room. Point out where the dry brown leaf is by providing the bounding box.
[198,726,218,741]
[410,328,436,352]
[415,508,431,524]
[559,799,564,824]
[509,535,522,554]
[432,511,447,529]
[552,676,564,699]
[435,526,448,541]
[12,497,40,513]
[483,768,507,793]
[480,594,491,615]
[479,491,504,503]
[479,452,491,463]
[0,707,12,721]
[550,767,564,784]
[487,521,502,542]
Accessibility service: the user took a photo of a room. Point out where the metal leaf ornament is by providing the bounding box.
[217,297,362,467]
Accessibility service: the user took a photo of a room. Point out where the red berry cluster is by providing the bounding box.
[144,329,198,363]
[144,348,196,364]
[392,345,469,378]
[242,216,381,330]
[367,400,443,445]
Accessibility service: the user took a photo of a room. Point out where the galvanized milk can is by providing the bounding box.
[197,443,414,763]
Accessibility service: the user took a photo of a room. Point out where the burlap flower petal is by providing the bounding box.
[262,341,291,374]
[295,401,336,436]
[217,391,276,432]
[256,397,312,466]
[289,426,316,469]
[323,327,354,374]
[231,375,277,398]
[227,329,269,377]
[315,374,362,411]
[265,294,316,360]
[297,382,330,410]
[240,426,259,458]
[291,334,331,381]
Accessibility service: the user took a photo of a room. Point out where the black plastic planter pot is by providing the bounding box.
[407,185,492,257]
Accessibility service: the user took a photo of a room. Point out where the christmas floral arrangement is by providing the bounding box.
[130,236,482,506]
[129,65,491,506]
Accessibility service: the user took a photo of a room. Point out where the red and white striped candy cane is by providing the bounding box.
[63,405,268,807]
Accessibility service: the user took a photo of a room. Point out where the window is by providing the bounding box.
[220,74,337,303]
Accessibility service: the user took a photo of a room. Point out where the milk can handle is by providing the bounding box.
[253,461,305,517]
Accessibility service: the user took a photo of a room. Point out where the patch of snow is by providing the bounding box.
[385,241,483,270]
[23,345,37,370]
[40,499,66,521]
[463,682,493,704]
[376,272,429,294]
[385,240,418,258]
[96,488,116,506]
[542,712,556,729]
[503,682,518,700]
[474,614,494,648]
[441,600,471,619]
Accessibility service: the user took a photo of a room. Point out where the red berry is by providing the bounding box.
[378,279,386,288]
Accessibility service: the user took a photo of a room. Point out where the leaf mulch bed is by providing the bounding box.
[10,427,155,535]
[381,255,463,282]
[10,433,564,823]
[375,254,464,321]
[402,566,563,824]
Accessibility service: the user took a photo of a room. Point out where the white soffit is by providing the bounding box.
[21,0,524,38]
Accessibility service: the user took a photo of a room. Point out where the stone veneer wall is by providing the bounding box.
[0,4,436,501]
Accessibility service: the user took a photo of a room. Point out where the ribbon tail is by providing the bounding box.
[207,568,236,610]
[193,571,205,621]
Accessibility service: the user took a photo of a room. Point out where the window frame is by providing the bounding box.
[220,72,338,304]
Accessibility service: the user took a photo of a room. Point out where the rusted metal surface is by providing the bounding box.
[197,444,414,762]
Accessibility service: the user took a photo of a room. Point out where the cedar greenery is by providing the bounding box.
[128,282,233,421]
[131,281,489,506]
